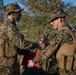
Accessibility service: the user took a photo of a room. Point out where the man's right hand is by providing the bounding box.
[28,60,35,67]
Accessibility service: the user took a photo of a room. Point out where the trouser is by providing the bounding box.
[22,66,42,75]
[0,65,20,75]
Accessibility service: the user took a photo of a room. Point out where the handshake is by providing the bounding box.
[22,34,49,67]
[27,60,35,67]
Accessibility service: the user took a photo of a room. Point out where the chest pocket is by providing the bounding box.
[5,41,17,58]
[0,39,5,57]
[56,27,76,72]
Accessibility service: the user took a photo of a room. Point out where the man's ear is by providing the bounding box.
[59,18,63,22]
[58,18,61,22]
[50,22,52,24]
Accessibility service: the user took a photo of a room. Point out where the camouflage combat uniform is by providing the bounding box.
[32,9,76,75]
[0,3,39,75]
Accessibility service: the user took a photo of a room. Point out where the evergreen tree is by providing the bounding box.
[19,0,76,25]
[18,0,76,41]
[19,0,64,16]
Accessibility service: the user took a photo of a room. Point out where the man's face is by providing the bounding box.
[50,17,65,29]
[50,18,59,29]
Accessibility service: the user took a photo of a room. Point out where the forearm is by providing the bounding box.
[32,53,47,63]
[32,40,60,63]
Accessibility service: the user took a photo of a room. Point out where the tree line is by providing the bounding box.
[0,0,76,41]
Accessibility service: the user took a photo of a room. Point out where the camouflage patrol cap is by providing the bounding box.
[4,3,23,15]
[50,8,66,22]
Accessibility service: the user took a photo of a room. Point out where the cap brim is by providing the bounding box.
[4,9,24,15]
[19,9,24,12]
[50,15,65,22]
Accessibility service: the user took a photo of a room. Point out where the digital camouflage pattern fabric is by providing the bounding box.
[0,19,38,75]
[32,8,76,75]
[50,8,66,22]
[0,3,42,75]
[4,3,23,15]
[32,25,76,75]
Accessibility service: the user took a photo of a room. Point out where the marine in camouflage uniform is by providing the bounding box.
[29,8,76,75]
[0,3,44,75]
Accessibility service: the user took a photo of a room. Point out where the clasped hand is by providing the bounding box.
[27,60,35,67]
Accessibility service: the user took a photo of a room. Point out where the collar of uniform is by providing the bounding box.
[6,19,16,26]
